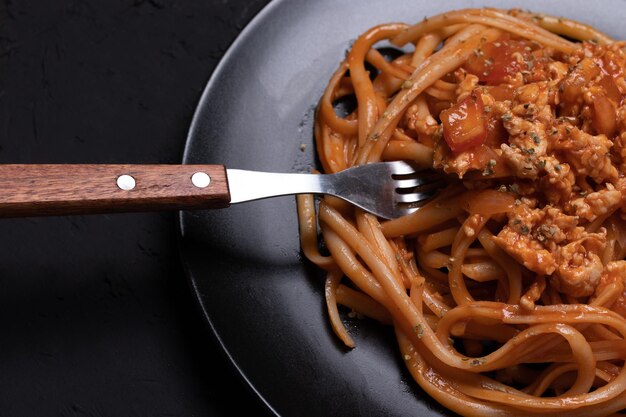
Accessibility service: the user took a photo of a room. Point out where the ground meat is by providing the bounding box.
[411,38,626,302]
[612,107,626,171]
[535,206,582,244]
[463,213,484,237]
[492,225,556,275]
[552,233,606,297]
[513,81,557,125]
[455,72,480,101]
[596,261,626,317]
[405,103,439,136]
[502,115,549,156]
[555,127,618,183]
[539,157,575,205]
[500,144,541,179]
[492,202,568,275]
[613,131,626,173]
[568,185,622,222]
[547,61,569,82]
[492,202,607,296]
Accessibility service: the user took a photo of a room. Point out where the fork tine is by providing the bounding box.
[406,179,449,194]
[388,161,416,175]
[393,206,420,217]
[395,191,436,204]
[394,174,442,190]
[394,177,428,189]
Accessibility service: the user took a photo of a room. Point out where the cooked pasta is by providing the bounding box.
[297,8,626,416]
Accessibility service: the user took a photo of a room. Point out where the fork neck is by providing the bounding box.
[226,169,327,204]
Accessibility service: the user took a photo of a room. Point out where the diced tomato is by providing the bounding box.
[484,115,507,147]
[441,93,487,153]
[464,38,531,85]
[592,94,617,137]
[484,84,515,101]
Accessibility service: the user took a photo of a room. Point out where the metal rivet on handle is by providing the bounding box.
[191,172,211,188]
[117,174,136,191]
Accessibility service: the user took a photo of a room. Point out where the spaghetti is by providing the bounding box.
[297,8,626,416]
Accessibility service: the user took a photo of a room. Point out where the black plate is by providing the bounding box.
[178,1,626,416]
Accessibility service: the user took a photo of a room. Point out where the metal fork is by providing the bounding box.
[227,161,443,219]
[0,161,444,218]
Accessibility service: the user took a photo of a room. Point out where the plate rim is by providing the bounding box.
[175,2,626,416]
[177,0,285,415]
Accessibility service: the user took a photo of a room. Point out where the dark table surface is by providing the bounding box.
[0,0,274,415]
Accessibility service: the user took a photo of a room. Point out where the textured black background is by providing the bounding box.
[0,0,273,416]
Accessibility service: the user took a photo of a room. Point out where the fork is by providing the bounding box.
[0,161,443,218]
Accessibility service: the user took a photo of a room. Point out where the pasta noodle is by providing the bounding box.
[297,7,626,416]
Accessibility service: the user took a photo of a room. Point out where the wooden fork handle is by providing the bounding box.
[0,164,231,217]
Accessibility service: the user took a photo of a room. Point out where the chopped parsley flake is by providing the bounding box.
[530,132,540,144]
